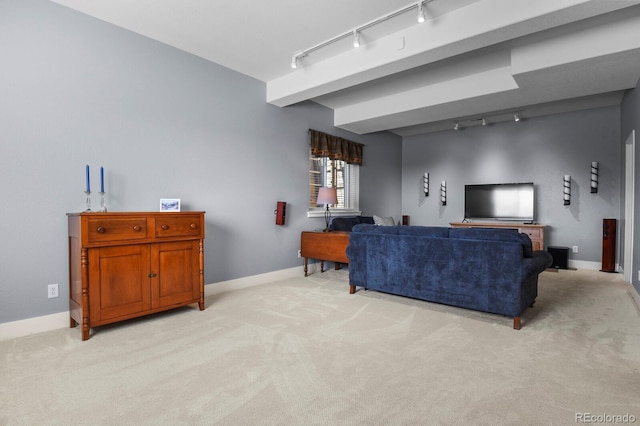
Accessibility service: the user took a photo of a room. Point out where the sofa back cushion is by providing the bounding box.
[398,226,449,238]
[352,223,401,235]
[449,227,533,257]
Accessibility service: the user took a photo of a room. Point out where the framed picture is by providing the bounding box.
[160,199,181,212]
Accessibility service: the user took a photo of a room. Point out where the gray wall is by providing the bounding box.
[621,79,640,294]
[0,0,402,323]
[402,106,621,264]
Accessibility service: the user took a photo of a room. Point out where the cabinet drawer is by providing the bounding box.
[155,215,202,238]
[86,218,147,243]
[520,228,541,240]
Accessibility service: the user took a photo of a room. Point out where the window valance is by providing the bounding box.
[309,129,363,165]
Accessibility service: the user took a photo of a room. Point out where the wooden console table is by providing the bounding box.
[300,231,349,276]
[67,211,205,340]
[450,222,546,251]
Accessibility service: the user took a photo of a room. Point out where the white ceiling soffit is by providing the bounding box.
[50,0,640,136]
[268,0,640,135]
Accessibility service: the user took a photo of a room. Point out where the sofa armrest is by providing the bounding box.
[522,251,553,278]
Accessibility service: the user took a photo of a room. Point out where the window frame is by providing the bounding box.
[307,154,361,218]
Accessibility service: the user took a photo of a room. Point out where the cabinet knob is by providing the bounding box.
[161,224,169,230]
[148,273,157,278]
[190,223,197,229]
[133,225,142,232]
[96,226,105,233]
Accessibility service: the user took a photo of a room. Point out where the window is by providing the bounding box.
[307,129,363,218]
[308,153,360,217]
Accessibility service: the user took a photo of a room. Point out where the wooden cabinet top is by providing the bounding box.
[450,222,545,230]
[68,212,205,246]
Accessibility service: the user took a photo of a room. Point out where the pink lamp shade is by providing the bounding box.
[317,187,338,232]
[317,187,338,205]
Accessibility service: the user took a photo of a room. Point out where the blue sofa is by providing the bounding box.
[346,224,553,329]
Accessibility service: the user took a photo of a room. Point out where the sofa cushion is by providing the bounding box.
[330,217,360,232]
[449,227,533,257]
[373,215,396,226]
[330,216,374,232]
[398,226,450,238]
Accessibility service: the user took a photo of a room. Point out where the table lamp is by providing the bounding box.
[317,187,338,232]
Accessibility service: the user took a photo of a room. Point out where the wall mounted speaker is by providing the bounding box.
[402,215,410,226]
[275,201,286,225]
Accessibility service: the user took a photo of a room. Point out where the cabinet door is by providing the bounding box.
[151,240,200,309]
[89,244,151,324]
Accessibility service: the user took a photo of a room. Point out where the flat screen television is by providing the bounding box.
[464,182,534,222]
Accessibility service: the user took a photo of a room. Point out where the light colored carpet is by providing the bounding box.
[1,269,640,425]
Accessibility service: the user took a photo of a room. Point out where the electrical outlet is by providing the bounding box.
[48,283,59,299]
[297,249,302,258]
[572,246,578,253]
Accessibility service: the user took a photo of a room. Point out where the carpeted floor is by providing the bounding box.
[1,268,639,425]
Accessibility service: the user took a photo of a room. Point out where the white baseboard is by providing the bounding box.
[0,311,70,341]
[205,266,304,296]
[0,266,305,342]
[568,260,601,270]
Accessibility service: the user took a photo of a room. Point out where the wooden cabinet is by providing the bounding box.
[450,222,546,251]
[68,212,205,340]
[300,231,350,276]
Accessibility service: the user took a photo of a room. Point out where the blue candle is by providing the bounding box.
[100,167,104,193]
[85,164,90,193]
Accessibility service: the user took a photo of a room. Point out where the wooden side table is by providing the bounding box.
[300,231,350,276]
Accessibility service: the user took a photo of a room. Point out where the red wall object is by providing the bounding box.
[275,201,286,225]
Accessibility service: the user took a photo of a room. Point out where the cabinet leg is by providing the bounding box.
[321,260,324,273]
[304,258,309,277]
[70,317,77,328]
[198,300,205,311]
[335,263,342,270]
[82,318,90,341]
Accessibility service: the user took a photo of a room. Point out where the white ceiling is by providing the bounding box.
[51,0,640,136]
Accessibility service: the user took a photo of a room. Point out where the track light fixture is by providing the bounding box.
[451,110,525,130]
[417,2,426,23]
[290,0,435,68]
[353,30,360,48]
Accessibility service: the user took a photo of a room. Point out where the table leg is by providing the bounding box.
[321,260,325,273]
[304,257,309,277]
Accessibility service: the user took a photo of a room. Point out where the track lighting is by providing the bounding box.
[290,0,436,68]
[353,30,360,48]
[451,110,524,130]
[417,2,426,23]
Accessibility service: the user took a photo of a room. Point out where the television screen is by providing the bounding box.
[464,183,534,222]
